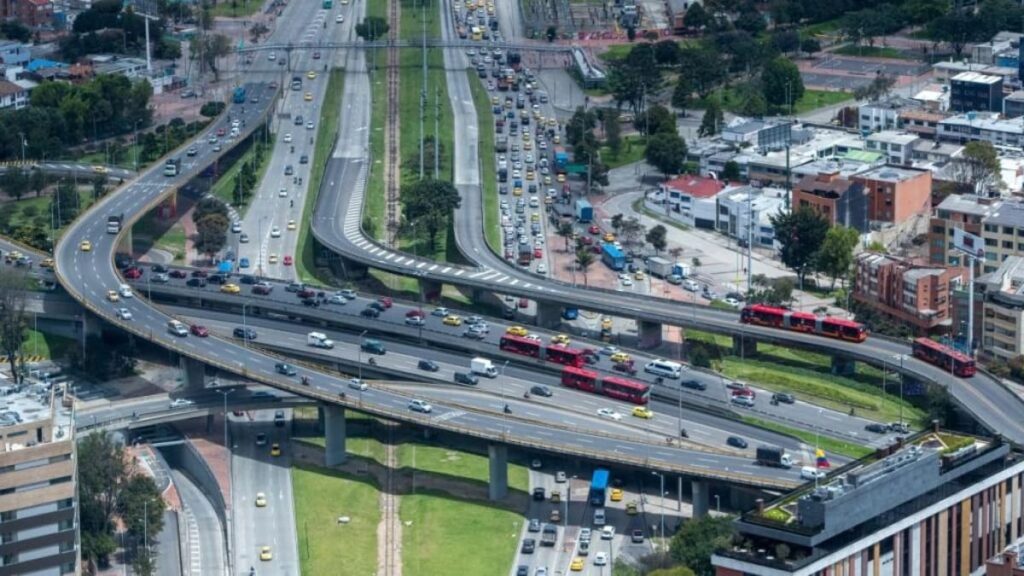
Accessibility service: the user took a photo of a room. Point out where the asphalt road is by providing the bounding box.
[172,469,226,575]
[230,410,300,575]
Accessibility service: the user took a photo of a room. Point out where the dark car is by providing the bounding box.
[520,539,536,554]
[631,529,645,543]
[726,436,748,449]
[454,372,479,386]
[532,487,545,501]
[252,283,273,295]
[527,518,541,532]
[275,363,297,376]
[191,270,209,278]
[233,327,257,340]
[302,298,320,307]
[299,154,309,164]
[297,288,316,298]
[417,359,439,372]
[186,278,207,288]
[207,274,227,285]
[516,566,528,576]
[369,301,386,312]
[772,392,796,404]
[530,385,552,397]
[169,269,188,279]
[865,423,888,434]
[681,379,707,391]
[150,264,168,273]
[360,307,380,318]
[239,275,257,285]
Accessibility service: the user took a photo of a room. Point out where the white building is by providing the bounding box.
[716,186,788,248]
[938,112,1024,147]
[865,131,919,165]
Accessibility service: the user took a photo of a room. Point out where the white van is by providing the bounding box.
[593,508,606,526]
[801,466,826,481]
[167,320,188,337]
[644,359,683,379]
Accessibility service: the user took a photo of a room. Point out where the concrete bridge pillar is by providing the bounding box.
[637,320,663,350]
[691,479,709,518]
[488,443,509,501]
[831,356,857,376]
[179,356,206,391]
[732,335,757,356]
[322,403,347,467]
[419,278,443,304]
[535,301,562,329]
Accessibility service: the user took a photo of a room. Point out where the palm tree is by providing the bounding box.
[575,248,595,286]
[557,222,575,252]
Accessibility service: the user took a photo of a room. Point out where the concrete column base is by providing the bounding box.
[418,279,443,304]
[323,404,347,467]
[637,320,663,350]
[179,356,206,391]
[488,443,508,501]
[732,335,758,356]
[535,301,562,329]
[691,479,709,518]
[831,356,856,376]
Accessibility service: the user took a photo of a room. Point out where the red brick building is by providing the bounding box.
[792,171,869,232]
[854,252,964,334]
[851,165,933,225]
[14,0,51,28]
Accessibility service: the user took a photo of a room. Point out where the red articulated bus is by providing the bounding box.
[740,304,868,343]
[912,338,976,377]
[545,345,586,368]
[499,334,542,358]
[560,366,650,404]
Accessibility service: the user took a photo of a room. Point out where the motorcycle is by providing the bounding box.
[290,145,294,153]
[654,377,664,385]
[679,428,689,438]
[368,357,377,366]
[503,404,511,414]
[301,376,310,386]
[523,391,530,399]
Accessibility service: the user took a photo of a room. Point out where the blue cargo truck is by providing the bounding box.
[575,199,593,223]
[232,86,246,103]
[589,469,610,506]
[601,243,625,271]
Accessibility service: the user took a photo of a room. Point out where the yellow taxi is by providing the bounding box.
[526,169,535,180]
[602,232,615,242]
[523,140,533,151]
[287,219,297,230]
[270,443,281,457]
[631,406,654,420]
[259,546,273,561]
[506,325,528,337]
[547,118,558,128]
[609,352,631,364]
[530,213,540,223]
[557,173,566,183]
[268,253,279,264]
[220,283,241,294]
[91,165,109,174]
[255,492,267,507]
[550,334,570,346]
[79,240,92,252]
[634,270,645,281]
[570,558,584,571]
[443,314,463,326]
[513,187,523,196]
[554,134,561,144]
[39,258,54,269]
[106,290,120,302]
[522,132,531,143]
[307,70,317,80]
[601,316,613,330]
[304,92,313,102]
[626,501,638,515]
[610,487,624,501]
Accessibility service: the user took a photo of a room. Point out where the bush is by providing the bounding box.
[200,101,225,118]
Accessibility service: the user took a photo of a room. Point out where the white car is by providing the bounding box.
[278,188,288,197]
[600,525,615,540]
[593,552,608,566]
[579,528,592,542]
[270,226,282,238]
[724,297,741,308]
[431,307,450,317]
[599,346,619,356]
[348,378,368,391]
[306,121,314,130]
[409,399,432,413]
[118,284,133,298]
[169,398,194,408]
[597,408,622,421]
[335,13,344,22]
[328,294,347,305]
[621,277,633,286]
[338,289,357,299]
[116,308,133,320]
[536,263,547,274]
[283,133,292,143]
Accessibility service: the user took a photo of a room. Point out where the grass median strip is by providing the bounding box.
[293,464,380,575]
[296,69,344,285]
[739,416,874,459]
[466,71,500,253]
[396,441,528,492]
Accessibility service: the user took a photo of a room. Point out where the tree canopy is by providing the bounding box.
[670,515,736,576]
[762,57,804,109]
[402,179,462,251]
[770,206,830,284]
[644,132,687,178]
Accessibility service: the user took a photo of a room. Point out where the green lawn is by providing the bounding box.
[832,44,915,60]
[73,144,143,170]
[601,135,647,169]
[791,89,853,115]
[365,62,388,242]
[131,211,187,263]
[396,442,529,493]
[207,0,263,18]
[292,465,380,576]
[402,492,522,576]
[296,69,345,285]
[6,190,92,232]
[294,408,389,465]
[19,329,74,361]
[800,18,842,39]
[467,71,501,253]
[210,133,276,219]
[598,43,634,63]
[741,416,874,459]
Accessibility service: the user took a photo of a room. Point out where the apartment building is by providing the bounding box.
[851,165,932,225]
[792,171,869,232]
[865,131,918,165]
[858,97,918,134]
[716,186,788,248]
[655,174,729,229]
[938,113,1024,147]
[0,80,27,110]
[0,382,77,575]
[929,194,1001,267]
[980,255,1024,361]
[854,252,961,333]
[950,72,1004,112]
[713,430,1024,576]
[982,202,1024,273]
[898,108,947,138]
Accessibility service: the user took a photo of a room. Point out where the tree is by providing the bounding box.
[52,180,80,226]
[0,269,29,379]
[801,37,821,58]
[949,141,1001,194]
[816,226,860,289]
[626,26,636,41]
[194,212,229,258]
[683,2,709,29]
[575,248,595,285]
[853,73,897,102]
[355,16,389,41]
[611,213,624,233]
[1,165,29,200]
[762,57,804,109]
[0,21,31,42]
[29,169,46,197]
[402,179,461,251]
[771,30,800,55]
[770,207,830,285]
[118,474,165,545]
[644,132,687,178]
[92,174,107,200]
[565,106,597,148]
[190,33,231,80]
[677,46,726,98]
[634,104,676,136]
[620,216,646,248]
[654,40,682,66]
[646,224,668,253]
[546,25,557,42]
[672,77,693,115]
[927,11,987,58]
[608,43,662,114]
[736,6,766,35]
[604,110,622,157]
[649,568,696,576]
[79,432,127,566]
[249,22,269,43]
[670,515,735,576]
[698,100,724,137]
[748,274,796,306]
[557,221,575,252]
[722,161,741,181]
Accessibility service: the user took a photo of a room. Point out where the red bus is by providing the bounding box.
[740,304,867,343]
[560,367,650,404]
[912,338,976,377]
[499,334,542,359]
[545,345,586,368]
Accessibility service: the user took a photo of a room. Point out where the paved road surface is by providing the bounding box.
[171,469,226,575]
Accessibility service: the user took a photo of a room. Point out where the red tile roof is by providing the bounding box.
[662,175,727,199]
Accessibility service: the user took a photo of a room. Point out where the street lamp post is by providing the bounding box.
[651,471,665,548]
[241,303,250,349]
[357,330,368,381]
[714,494,720,513]
[216,387,235,498]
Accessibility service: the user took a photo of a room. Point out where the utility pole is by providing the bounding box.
[419,0,426,180]
[434,84,440,177]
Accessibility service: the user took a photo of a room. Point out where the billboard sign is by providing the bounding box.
[952,228,985,260]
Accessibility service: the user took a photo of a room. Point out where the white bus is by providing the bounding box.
[644,359,683,379]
